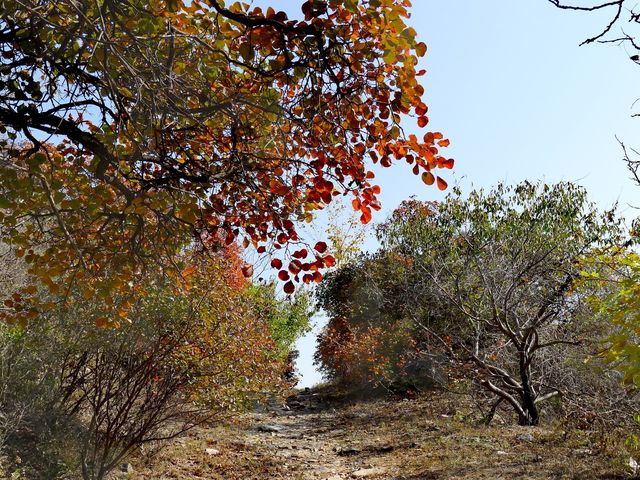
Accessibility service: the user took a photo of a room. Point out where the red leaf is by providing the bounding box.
[241,264,253,278]
[292,248,308,259]
[415,103,428,116]
[436,176,448,191]
[271,258,283,269]
[278,270,290,281]
[417,116,429,128]
[301,1,313,20]
[284,281,295,294]
[314,241,328,253]
[289,260,302,275]
[442,158,454,169]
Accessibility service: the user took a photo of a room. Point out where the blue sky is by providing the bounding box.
[286,1,640,387]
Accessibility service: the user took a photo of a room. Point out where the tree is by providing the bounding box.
[0,0,453,324]
[314,252,419,385]
[247,283,313,384]
[548,1,634,47]
[378,182,622,425]
[584,250,640,386]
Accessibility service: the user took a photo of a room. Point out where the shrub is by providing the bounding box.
[0,246,293,479]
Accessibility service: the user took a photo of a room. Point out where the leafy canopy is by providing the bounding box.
[0,0,452,324]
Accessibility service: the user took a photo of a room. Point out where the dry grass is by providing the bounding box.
[125,387,635,480]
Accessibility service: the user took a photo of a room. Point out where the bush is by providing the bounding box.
[0,246,297,479]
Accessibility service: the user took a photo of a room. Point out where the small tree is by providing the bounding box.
[315,253,417,385]
[380,182,623,425]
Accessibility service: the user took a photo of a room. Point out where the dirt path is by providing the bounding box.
[239,390,389,480]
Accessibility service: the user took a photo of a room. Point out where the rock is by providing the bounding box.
[496,450,508,455]
[257,424,284,433]
[205,448,220,456]
[573,448,592,456]
[288,400,306,410]
[119,463,134,474]
[352,467,384,478]
[325,476,344,480]
[516,432,535,442]
[336,446,361,456]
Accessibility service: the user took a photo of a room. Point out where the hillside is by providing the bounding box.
[126,387,631,480]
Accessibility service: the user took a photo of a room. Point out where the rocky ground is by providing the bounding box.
[127,387,635,479]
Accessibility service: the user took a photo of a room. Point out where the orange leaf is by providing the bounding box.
[323,255,336,267]
[436,177,448,191]
[421,171,435,186]
[417,116,429,128]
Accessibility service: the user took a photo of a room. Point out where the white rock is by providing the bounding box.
[351,467,384,478]
[205,448,220,456]
[516,432,535,442]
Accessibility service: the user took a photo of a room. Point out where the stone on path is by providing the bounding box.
[351,467,384,478]
[257,424,284,433]
[516,432,534,442]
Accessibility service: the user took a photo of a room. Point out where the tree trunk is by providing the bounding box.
[518,345,539,426]
[517,403,539,426]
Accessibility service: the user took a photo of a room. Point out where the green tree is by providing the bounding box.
[379,182,623,425]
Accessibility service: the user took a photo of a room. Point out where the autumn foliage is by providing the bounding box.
[0,0,452,324]
[0,241,297,479]
[314,254,419,385]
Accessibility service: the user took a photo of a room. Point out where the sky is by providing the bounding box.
[286,1,640,387]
